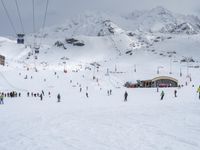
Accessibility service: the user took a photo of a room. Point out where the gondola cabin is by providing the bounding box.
[17,34,25,44]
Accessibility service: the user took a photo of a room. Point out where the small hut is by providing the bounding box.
[0,55,5,66]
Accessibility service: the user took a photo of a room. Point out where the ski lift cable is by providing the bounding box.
[38,0,49,47]
[0,0,17,35]
[32,0,36,33]
[42,0,49,30]
[14,0,25,34]
[32,0,50,50]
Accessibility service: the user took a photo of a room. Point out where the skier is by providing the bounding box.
[40,94,43,101]
[174,90,177,98]
[80,87,82,92]
[197,86,200,100]
[48,92,51,98]
[160,91,165,100]
[57,94,61,102]
[0,94,4,104]
[107,90,110,96]
[27,92,30,97]
[124,91,128,102]
[42,90,45,96]
[86,92,89,98]
[109,89,112,95]
[157,86,159,92]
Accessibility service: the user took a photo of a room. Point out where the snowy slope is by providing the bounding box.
[0,7,200,150]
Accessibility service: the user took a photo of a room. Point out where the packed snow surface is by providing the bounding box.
[0,7,200,150]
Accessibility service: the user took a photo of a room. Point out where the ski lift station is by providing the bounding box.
[125,76,178,88]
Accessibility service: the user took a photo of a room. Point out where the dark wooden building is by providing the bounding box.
[0,55,5,66]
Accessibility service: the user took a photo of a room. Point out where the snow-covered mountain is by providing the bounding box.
[1,7,200,65]
[124,6,200,34]
[1,7,200,150]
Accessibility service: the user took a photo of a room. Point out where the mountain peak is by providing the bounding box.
[150,6,171,15]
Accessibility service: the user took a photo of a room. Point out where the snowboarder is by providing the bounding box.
[160,91,165,100]
[0,94,4,104]
[57,94,61,102]
[174,90,177,98]
[197,86,200,100]
[124,91,128,102]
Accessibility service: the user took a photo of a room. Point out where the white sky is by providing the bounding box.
[0,0,200,36]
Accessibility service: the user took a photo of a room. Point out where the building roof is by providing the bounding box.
[152,76,178,83]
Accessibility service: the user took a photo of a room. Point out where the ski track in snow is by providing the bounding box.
[0,74,200,150]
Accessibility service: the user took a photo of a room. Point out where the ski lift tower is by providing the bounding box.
[17,34,25,44]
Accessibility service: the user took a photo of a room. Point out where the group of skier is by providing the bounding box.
[1,81,200,105]
[27,91,49,100]
[26,91,62,102]
[160,86,200,100]
[160,90,177,100]
[0,91,22,104]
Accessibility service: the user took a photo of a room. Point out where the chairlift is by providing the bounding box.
[28,52,32,56]
[34,45,40,54]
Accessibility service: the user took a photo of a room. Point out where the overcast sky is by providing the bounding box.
[0,0,200,36]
